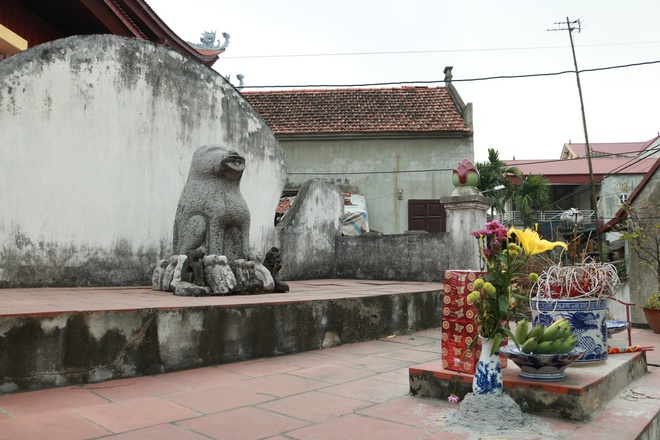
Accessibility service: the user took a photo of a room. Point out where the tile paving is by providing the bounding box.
[0,282,658,439]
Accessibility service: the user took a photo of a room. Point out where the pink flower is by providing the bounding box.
[448,394,460,403]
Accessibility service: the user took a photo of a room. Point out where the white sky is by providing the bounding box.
[149,0,660,162]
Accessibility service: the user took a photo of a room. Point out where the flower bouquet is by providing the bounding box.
[468,221,568,354]
[465,221,568,395]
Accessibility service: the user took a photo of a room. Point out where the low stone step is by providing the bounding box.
[587,365,660,440]
[409,351,648,421]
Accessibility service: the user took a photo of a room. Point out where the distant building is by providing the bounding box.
[505,136,659,223]
[243,68,474,234]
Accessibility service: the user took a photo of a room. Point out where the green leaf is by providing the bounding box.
[498,295,509,313]
[502,327,518,348]
[491,333,504,356]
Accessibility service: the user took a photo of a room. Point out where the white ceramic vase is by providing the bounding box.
[472,336,503,396]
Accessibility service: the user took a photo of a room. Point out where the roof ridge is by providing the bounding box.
[242,86,446,95]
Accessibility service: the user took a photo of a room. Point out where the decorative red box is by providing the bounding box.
[441,270,507,374]
[441,270,482,373]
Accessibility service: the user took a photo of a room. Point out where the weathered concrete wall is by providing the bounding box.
[628,175,660,325]
[278,179,344,280]
[281,136,473,234]
[335,233,451,281]
[0,290,442,394]
[600,174,644,224]
[334,195,489,281]
[0,35,286,287]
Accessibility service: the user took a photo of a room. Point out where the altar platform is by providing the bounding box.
[0,280,443,393]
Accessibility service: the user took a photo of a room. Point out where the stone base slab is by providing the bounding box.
[409,351,648,421]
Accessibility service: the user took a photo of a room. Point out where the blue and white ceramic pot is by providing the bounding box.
[531,297,608,363]
[472,336,503,396]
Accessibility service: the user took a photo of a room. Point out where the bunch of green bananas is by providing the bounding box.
[513,318,576,354]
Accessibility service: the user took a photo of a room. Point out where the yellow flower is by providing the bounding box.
[508,227,568,255]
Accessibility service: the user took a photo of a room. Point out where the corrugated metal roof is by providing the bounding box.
[242,87,471,135]
[505,157,656,184]
[566,141,650,158]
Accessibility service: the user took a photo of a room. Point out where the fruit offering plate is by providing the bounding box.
[500,346,586,381]
[606,320,629,337]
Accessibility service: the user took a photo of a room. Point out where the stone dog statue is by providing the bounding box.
[172,145,251,264]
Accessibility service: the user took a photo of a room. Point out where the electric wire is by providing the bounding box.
[222,40,660,60]
[239,60,660,89]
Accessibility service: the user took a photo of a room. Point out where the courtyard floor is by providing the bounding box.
[0,282,658,439]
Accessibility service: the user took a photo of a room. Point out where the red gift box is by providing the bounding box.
[441,270,507,373]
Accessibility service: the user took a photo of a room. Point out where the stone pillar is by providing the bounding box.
[439,194,491,271]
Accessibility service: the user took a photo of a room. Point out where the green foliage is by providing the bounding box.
[476,148,519,216]
[643,292,660,309]
[617,197,660,294]
[513,174,550,227]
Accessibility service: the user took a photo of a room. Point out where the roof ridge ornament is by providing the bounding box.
[189,30,230,50]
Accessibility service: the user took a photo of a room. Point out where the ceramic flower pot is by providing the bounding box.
[472,336,503,396]
[642,307,660,334]
[500,346,585,381]
[530,297,607,363]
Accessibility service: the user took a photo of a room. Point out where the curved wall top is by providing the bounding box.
[0,35,286,286]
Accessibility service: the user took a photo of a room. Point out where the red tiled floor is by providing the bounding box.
[277,351,347,368]
[0,281,444,316]
[176,406,309,440]
[73,397,200,433]
[257,390,371,423]
[83,376,184,401]
[286,364,374,384]
[233,373,326,397]
[369,367,412,385]
[590,384,660,434]
[564,424,638,440]
[0,386,108,416]
[0,282,658,439]
[0,409,111,440]
[217,358,299,377]
[423,431,470,439]
[376,347,442,363]
[154,366,247,389]
[338,353,413,373]
[356,395,449,429]
[164,384,276,413]
[321,377,411,403]
[287,413,429,440]
[102,423,210,440]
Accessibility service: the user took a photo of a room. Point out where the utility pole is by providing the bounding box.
[549,17,602,261]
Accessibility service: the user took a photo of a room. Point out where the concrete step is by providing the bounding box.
[409,351,648,420]
[0,281,443,394]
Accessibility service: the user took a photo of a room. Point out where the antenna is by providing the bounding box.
[549,17,602,262]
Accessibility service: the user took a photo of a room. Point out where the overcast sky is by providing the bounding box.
[150,0,660,162]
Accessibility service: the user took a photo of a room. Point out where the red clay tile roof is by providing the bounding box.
[242,87,471,135]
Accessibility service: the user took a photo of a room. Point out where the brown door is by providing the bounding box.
[408,200,445,232]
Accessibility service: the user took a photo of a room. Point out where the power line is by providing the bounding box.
[221,40,660,60]
[239,59,660,89]
[288,145,659,178]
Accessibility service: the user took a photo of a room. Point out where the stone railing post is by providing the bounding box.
[439,195,491,270]
[440,157,492,270]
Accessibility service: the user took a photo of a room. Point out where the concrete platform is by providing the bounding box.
[409,349,648,420]
[0,280,443,394]
[0,326,657,439]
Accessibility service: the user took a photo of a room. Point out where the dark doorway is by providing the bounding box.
[408,200,446,232]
